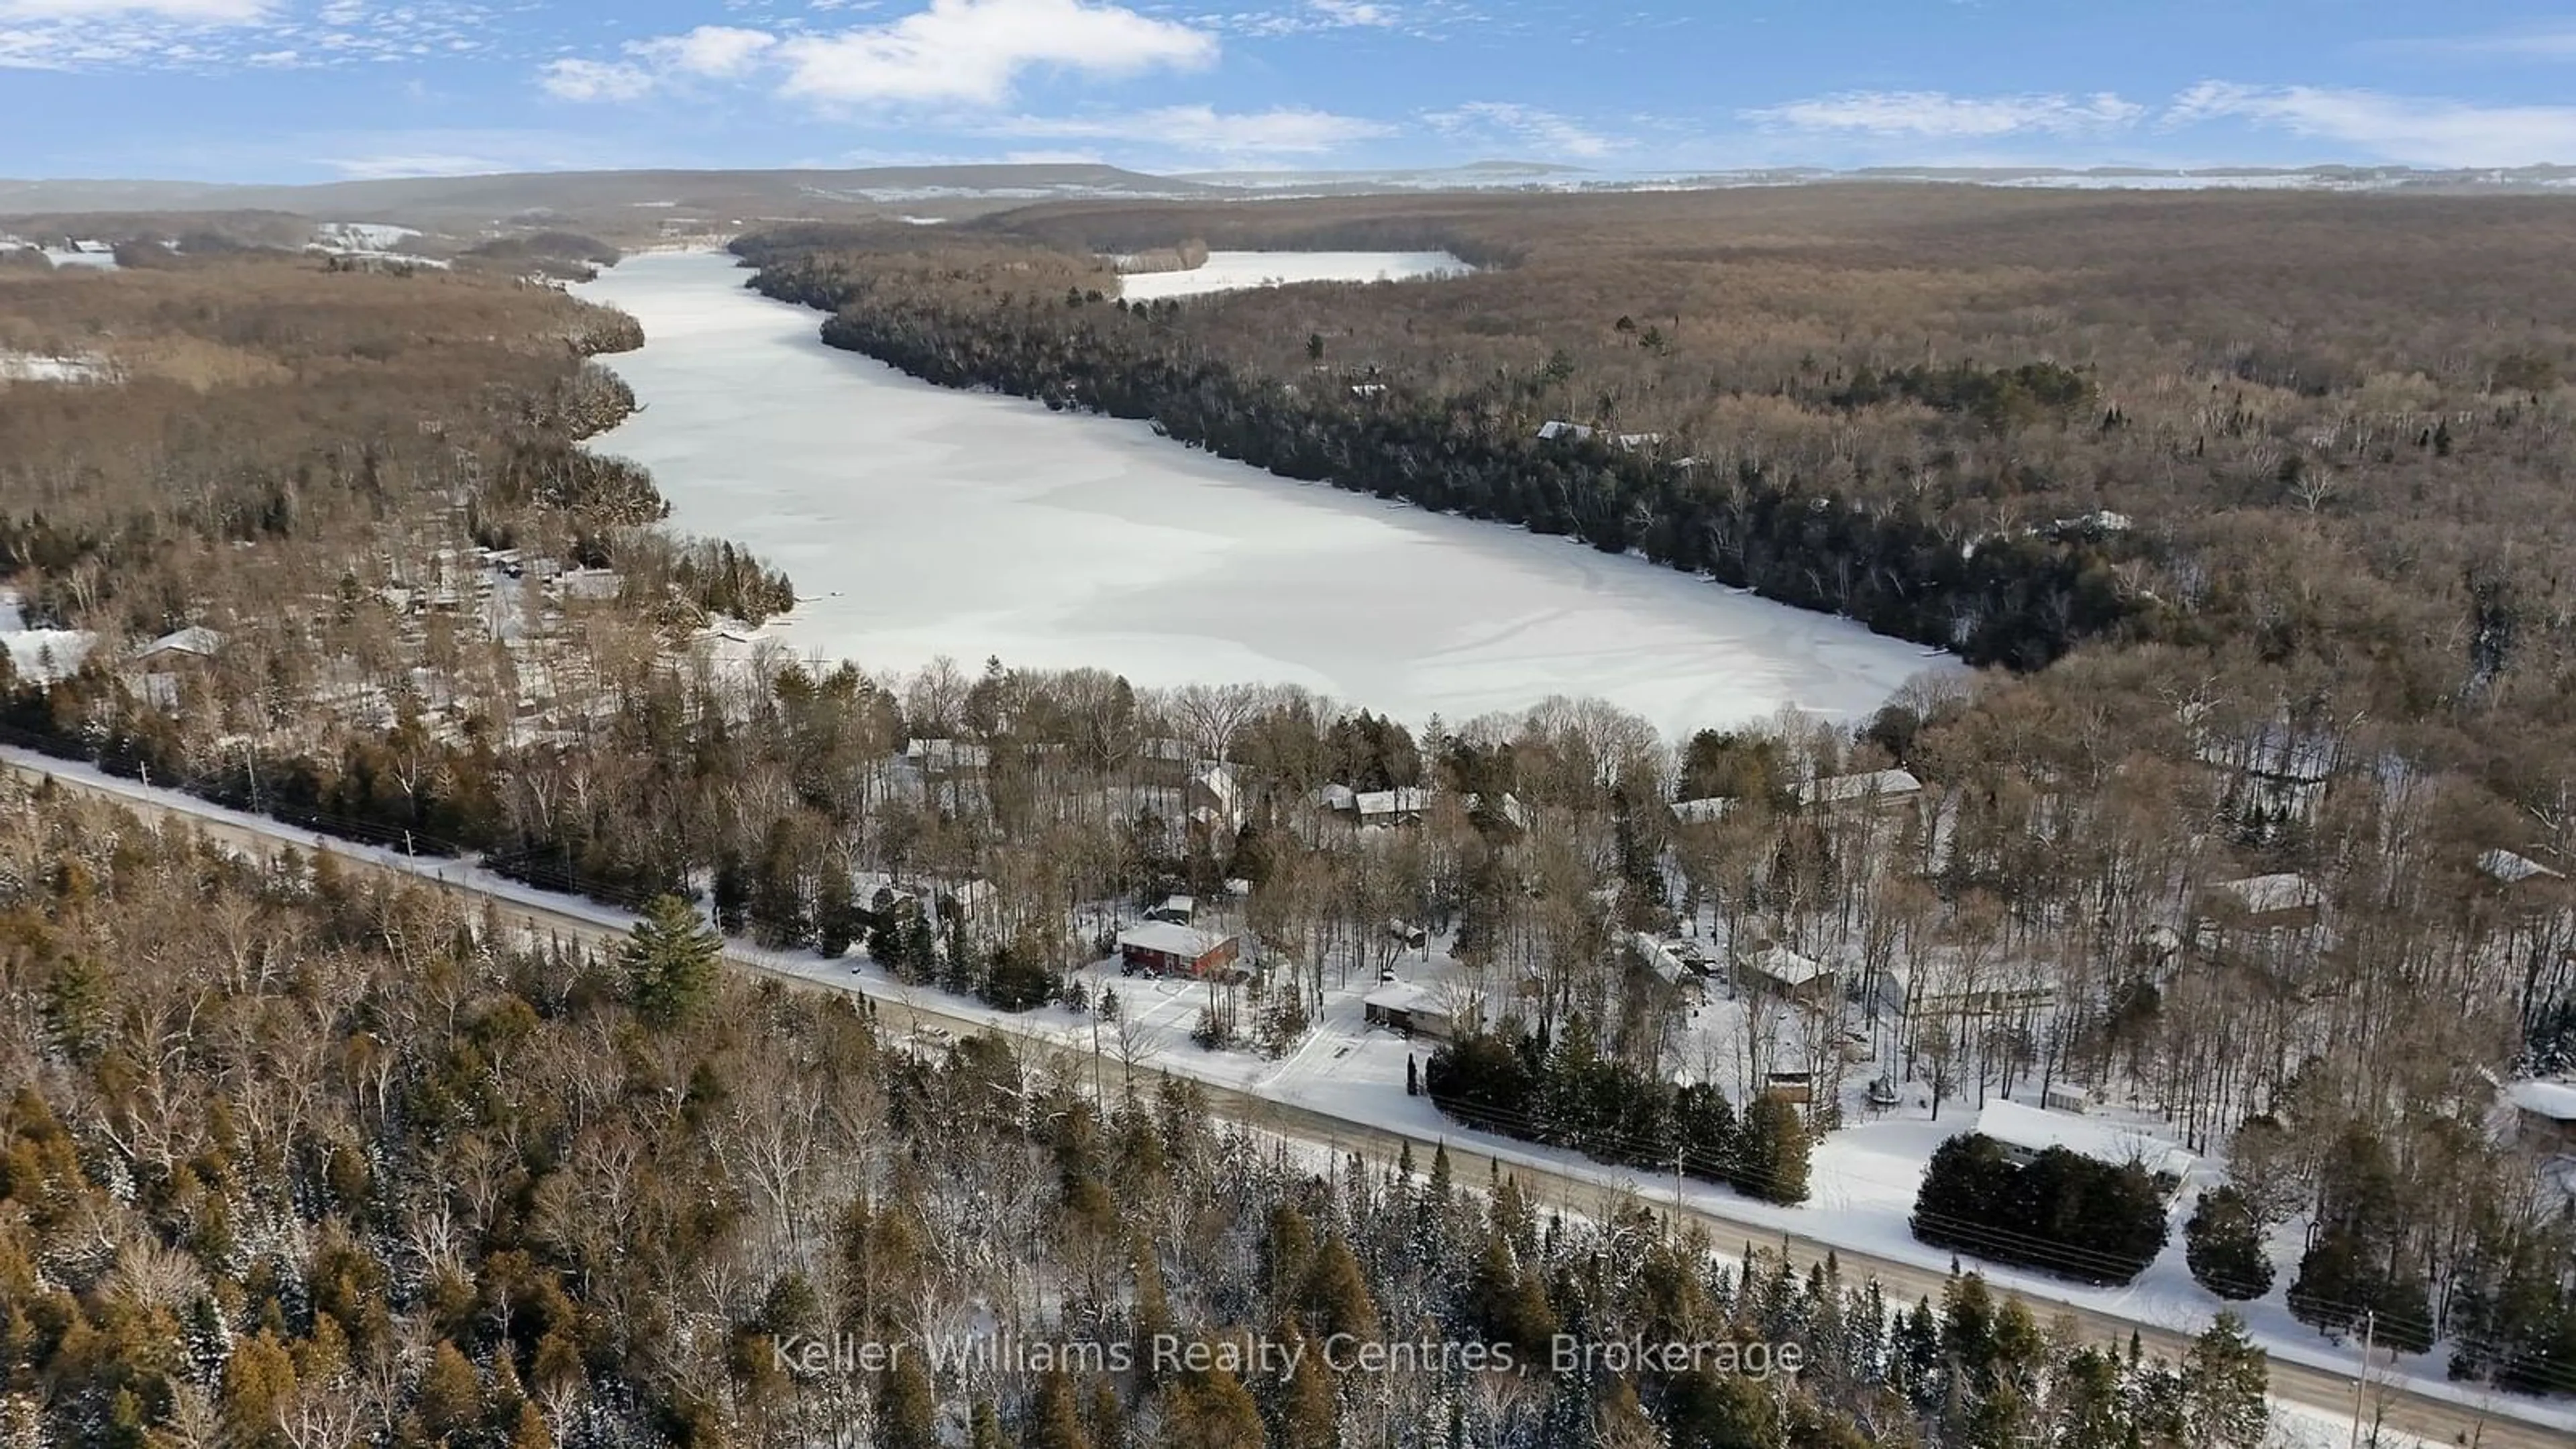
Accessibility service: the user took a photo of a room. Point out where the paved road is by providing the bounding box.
[7,757,2558,1448]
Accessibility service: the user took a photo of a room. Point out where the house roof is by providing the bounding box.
[2208,873,2322,916]
[1364,981,1446,1015]
[2506,1079,2576,1122]
[1316,783,1358,811]
[1974,1099,2193,1178]
[1739,943,1830,987]
[1630,932,1690,985]
[1116,922,1230,959]
[2479,849,2564,886]
[1355,786,1426,816]
[1796,769,1921,806]
[136,625,223,660]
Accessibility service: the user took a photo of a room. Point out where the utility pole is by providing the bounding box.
[2346,1308,2375,1449]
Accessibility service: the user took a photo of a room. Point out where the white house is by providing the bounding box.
[133,625,224,662]
[1670,796,1737,826]
[1355,787,1426,827]
[1796,768,1922,810]
[1973,1098,2194,1184]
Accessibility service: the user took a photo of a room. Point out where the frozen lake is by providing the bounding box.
[576,250,1945,741]
[1118,250,1472,301]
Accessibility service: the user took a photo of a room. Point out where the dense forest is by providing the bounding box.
[0,782,2290,1448]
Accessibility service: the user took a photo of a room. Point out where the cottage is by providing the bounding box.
[133,625,224,663]
[1354,787,1426,827]
[1973,1099,2193,1188]
[1362,981,1453,1040]
[1536,420,1663,449]
[904,738,991,775]
[1795,769,1922,810]
[1736,943,1837,1006]
[1116,922,1240,978]
[1883,963,2055,1018]
[2202,873,2324,931]
[2505,1079,2576,1155]
[1188,762,1242,827]
[1669,796,1736,826]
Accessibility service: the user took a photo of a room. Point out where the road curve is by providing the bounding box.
[5,757,2558,1448]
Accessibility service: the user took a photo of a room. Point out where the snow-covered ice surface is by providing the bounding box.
[1118,250,1472,301]
[577,251,1944,739]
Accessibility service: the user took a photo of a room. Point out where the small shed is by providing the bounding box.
[1354,787,1426,827]
[1144,894,1196,926]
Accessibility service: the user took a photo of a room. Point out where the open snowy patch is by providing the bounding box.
[313,221,421,250]
[0,351,114,384]
[1118,250,1473,301]
[576,250,1945,739]
[38,245,117,270]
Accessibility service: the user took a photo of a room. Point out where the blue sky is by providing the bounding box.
[8,0,2576,180]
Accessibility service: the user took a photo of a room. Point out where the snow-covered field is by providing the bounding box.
[0,590,95,681]
[576,251,1943,739]
[1117,250,1473,301]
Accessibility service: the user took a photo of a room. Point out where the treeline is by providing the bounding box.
[737,231,2139,671]
[1424,1019,1815,1206]
[0,788,2288,1449]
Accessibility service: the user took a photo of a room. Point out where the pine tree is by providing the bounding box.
[879,1355,938,1449]
[2181,1312,2270,1449]
[2184,1186,2275,1300]
[1025,1370,1091,1449]
[621,894,721,1027]
[1735,1093,1811,1204]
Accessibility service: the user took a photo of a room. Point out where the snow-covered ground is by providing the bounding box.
[1117,250,1473,301]
[313,221,421,250]
[0,350,112,384]
[0,590,95,682]
[575,251,1945,739]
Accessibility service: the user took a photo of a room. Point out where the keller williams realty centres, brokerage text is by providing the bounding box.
[769,1330,1809,1383]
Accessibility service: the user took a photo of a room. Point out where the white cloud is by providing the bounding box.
[1743,89,2147,140]
[635,24,776,79]
[1426,101,1617,159]
[2165,82,2576,167]
[541,25,780,102]
[539,56,656,103]
[0,0,268,17]
[1309,0,1394,25]
[992,103,1391,154]
[775,0,1216,106]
